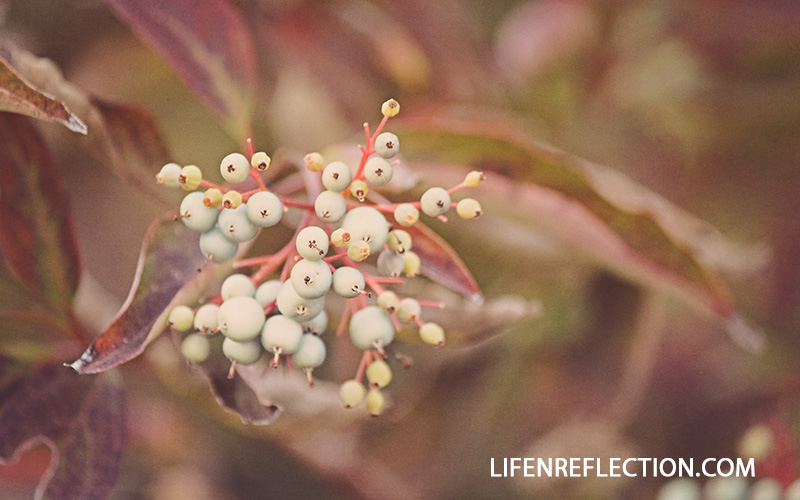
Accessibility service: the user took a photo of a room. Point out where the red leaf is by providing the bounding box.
[0,363,125,500]
[0,113,81,312]
[105,0,257,141]
[0,55,86,134]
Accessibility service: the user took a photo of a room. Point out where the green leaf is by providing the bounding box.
[0,113,81,314]
[0,363,125,500]
[0,55,86,134]
[104,0,257,141]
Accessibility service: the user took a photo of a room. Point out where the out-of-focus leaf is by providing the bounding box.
[0,363,125,500]
[104,0,257,141]
[68,215,222,374]
[0,113,81,314]
[0,56,87,134]
[397,113,762,330]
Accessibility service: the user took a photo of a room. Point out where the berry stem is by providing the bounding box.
[337,300,352,337]
[323,253,348,263]
[279,198,315,211]
[199,179,227,192]
[354,350,372,382]
[418,300,445,309]
[245,242,294,284]
[447,182,467,194]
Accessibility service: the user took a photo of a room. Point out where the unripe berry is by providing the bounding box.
[396,298,421,323]
[364,157,393,186]
[366,359,392,388]
[420,187,451,217]
[203,188,223,208]
[217,296,266,341]
[221,273,256,300]
[349,179,368,202]
[381,98,399,117]
[314,190,347,223]
[218,205,258,243]
[178,165,202,191]
[456,198,482,219]
[347,240,371,262]
[246,191,283,227]
[349,306,394,350]
[377,291,399,313]
[332,266,365,298]
[199,226,239,263]
[180,192,219,232]
[156,162,182,187]
[168,305,194,332]
[290,259,332,299]
[194,304,220,334]
[181,333,210,363]
[295,226,329,261]
[464,170,486,188]
[374,132,399,159]
[393,203,419,227]
[322,161,352,191]
[301,310,328,335]
[419,322,445,346]
[222,190,243,209]
[304,152,324,172]
[250,151,271,172]
[261,314,304,354]
[330,228,351,247]
[402,251,421,277]
[339,379,366,408]
[387,229,412,254]
[365,388,385,416]
[377,250,404,277]
[276,280,324,320]
[254,279,282,307]
[222,338,263,365]
[290,334,326,368]
[341,206,390,254]
[220,152,251,184]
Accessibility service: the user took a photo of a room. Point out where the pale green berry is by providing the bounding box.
[221,273,256,300]
[364,157,393,186]
[322,161,352,191]
[314,190,347,222]
[203,188,223,208]
[381,98,399,117]
[290,259,332,299]
[464,170,485,187]
[301,310,328,335]
[217,296,266,341]
[181,333,210,363]
[387,229,412,254]
[250,151,271,171]
[304,152,324,172]
[393,203,419,227]
[366,359,392,388]
[374,133,399,159]
[419,322,445,346]
[193,304,220,334]
[420,187,451,217]
[349,179,368,202]
[261,314,304,354]
[347,240,371,262]
[365,388,385,416]
[178,165,202,191]
[290,334,326,368]
[255,279,282,307]
[402,251,421,277]
[246,191,283,227]
[749,479,782,500]
[656,479,701,500]
[168,305,194,332]
[349,306,394,350]
[220,152,251,184]
[377,291,399,313]
[377,250,404,278]
[276,280,324,320]
[222,190,243,209]
[296,226,329,261]
[330,228,351,247]
[339,379,366,408]
[199,226,239,263]
[456,198,482,219]
[332,266,365,298]
[341,206,390,254]
[218,205,258,243]
[222,337,263,365]
[180,192,219,232]
[396,298,421,323]
[156,162,182,187]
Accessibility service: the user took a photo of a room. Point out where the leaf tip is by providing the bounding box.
[65,113,88,135]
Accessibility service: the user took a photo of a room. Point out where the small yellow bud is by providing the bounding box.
[419,322,445,346]
[250,151,271,171]
[464,170,486,188]
[365,388,385,416]
[456,198,482,219]
[178,165,202,191]
[381,98,400,118]
[222,190,243,209]
[347,240,371,262]
[203,188,223,208]
[349,179,368,202]
[156,162,182,187]
[304,152,324,172]
[331,228,351,247]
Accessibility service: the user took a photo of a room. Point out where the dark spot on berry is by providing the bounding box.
[227,164,235,173]
[332,173,339,179]
[376,168,383,176]
[260,209,269,217]
[437,200,444,208]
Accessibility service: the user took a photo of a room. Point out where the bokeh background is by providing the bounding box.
[1,0,799,499]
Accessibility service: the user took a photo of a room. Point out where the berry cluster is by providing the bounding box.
[158,99,485,416]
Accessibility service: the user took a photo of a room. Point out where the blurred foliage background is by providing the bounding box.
[0,0,799,499]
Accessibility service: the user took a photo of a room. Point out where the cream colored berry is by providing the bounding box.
[222,190,243,209]
[381,98,399,118]
[156,162,182,187]
[402,251,421,277]
[419,322,445,346]
[203,188,223,208]
[304,152,324,172]
[347,240,371,262]
[178,165,202,191]
[366,359,392,388]
[464,170,486,188]
[349,179,368,202]
[168,305,195,332]
[250,151,271,171]
[456,198,482,219]
[331,228,351,248]
[365,388,385,416]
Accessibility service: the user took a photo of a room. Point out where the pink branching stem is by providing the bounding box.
[448,182,467,195]
[354,350,372,382]
[336,300,352,337]
[279,198,315,210]
[247,138,255,157]
[243,242,294,284]
[414,317,424,328]
[199,179,226,192]
[418,300,445,309]
[263,301,276,314]
[368,277,404,285]
[227,361,238,380]
[358,293,368,310]
[324,253,348,263]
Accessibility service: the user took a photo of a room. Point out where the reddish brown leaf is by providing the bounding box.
[0,363,125,500]
[105,0,257,141]
[0,113,81,313]
[0,56,86,134]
